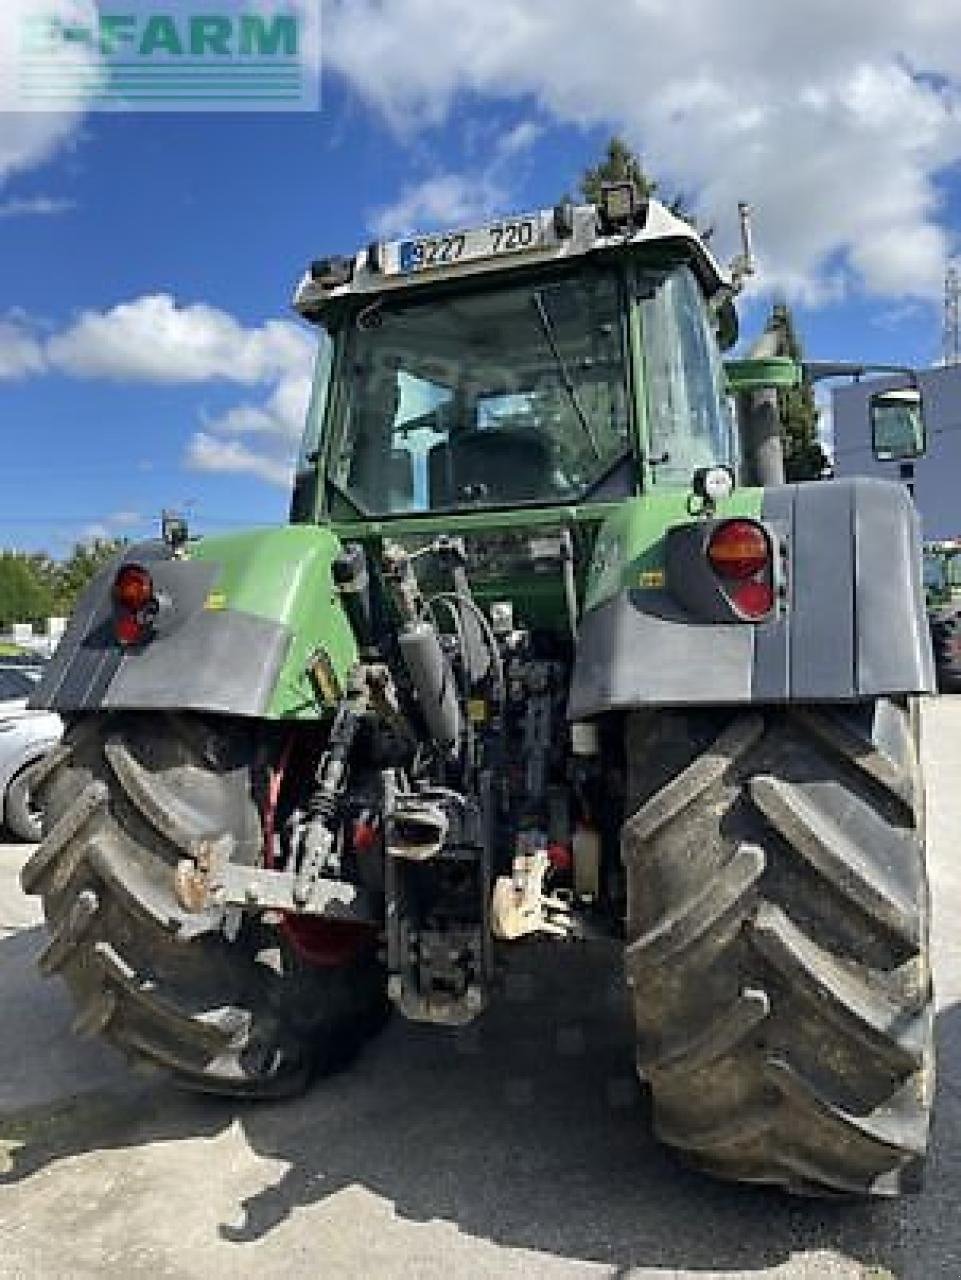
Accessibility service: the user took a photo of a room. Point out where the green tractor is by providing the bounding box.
[23,188,936,1197]
[924,539,961,690]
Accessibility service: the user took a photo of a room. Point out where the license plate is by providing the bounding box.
[394,215,548,275]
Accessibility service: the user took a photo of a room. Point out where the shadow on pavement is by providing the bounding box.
[3,928,960,1278]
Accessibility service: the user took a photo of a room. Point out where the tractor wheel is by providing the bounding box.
[621,700,933,1196]
[20,713,387,1097]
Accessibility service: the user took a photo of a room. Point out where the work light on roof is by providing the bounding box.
[310,256,354,288]
[598,182,648,233]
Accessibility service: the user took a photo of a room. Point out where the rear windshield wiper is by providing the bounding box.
[531,292,601,460]
[325,475,371,519]
[579,446,635,500]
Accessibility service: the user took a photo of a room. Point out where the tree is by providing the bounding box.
[771,301,828,482]
[52,539,127,615]
[0,539,128,629]
[0,553,55,628]
[579,139,825,479]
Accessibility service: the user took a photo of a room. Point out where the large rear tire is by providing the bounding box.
[621,699,933,1196]
[21,714,387,1097]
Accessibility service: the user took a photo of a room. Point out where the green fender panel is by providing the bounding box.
[190,525,357,718]
[582,488,764,612]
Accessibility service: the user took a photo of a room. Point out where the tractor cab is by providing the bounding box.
[290,193,738,531]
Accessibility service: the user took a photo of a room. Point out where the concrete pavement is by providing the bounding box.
[0,700,960,1278]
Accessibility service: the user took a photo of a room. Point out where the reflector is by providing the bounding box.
[731,580,775,619]
[114,612,146,647]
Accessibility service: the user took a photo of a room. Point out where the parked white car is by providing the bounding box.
[0,660,63,841]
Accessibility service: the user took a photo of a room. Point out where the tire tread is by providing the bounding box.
[622,702,933,1197]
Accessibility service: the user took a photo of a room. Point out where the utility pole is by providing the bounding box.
[944,264,961,366]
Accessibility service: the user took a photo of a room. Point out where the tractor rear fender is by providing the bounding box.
[569,477,935,717]
[30,526,358,720]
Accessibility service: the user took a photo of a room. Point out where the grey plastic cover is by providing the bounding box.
[568,477,935,718]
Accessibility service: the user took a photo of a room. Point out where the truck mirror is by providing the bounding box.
[870,386,926,461]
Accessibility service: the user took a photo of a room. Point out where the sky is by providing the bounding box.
[2,0,961,555]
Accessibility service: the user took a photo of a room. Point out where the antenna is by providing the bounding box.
[944,264,960,366]
[730,201,756,292]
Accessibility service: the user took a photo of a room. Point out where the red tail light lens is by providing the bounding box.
[730,580,775,619]
[707,521,770,580]
[114,611,147,647]
[113,564,154,611]
[112,564,156,646]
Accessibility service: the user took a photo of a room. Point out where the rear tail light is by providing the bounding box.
[707,521,769,580]
[707,521,776,621]
[113,564,154,610]
[112,564,157,646]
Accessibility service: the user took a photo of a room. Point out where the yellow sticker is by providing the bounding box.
[204,591,227,611]
[308,650,341,703]
[467,698,487,723]
[639,569,665,589]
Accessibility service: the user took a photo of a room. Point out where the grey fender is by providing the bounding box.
[30,542,290,719]
[568,477,935,718]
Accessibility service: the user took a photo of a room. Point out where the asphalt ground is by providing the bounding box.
[1,699,960,1279]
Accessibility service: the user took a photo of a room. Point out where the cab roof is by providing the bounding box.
[293,198,733,323]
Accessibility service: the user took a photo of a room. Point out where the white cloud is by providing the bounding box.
[369,113,542,238]
[496,119,543,159]
[0,0,102,188]
[872,300,927,331]
[371,172,505,239]
[41,293,318,486]
[186,366,313,489]
[0,292,318,487]
[326,0,961,302]
[203,371,313,440]
[186,433,292,487]
[0,195,75,219]
[76,510,146,545]
[185,326,322,486]
[0,314,45,379]
[47,294,313,384]
[107,509,144,528]
[79,522,110,543]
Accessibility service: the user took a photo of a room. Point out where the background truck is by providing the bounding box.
[22,186,935,1198]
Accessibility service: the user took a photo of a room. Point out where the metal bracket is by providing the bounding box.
[174,834,375,921]
[491,850,574,940]
[211,864,375,920]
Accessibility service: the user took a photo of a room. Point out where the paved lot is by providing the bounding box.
[1,701,960,1279]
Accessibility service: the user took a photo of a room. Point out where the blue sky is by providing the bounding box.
[2,0,961,554]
